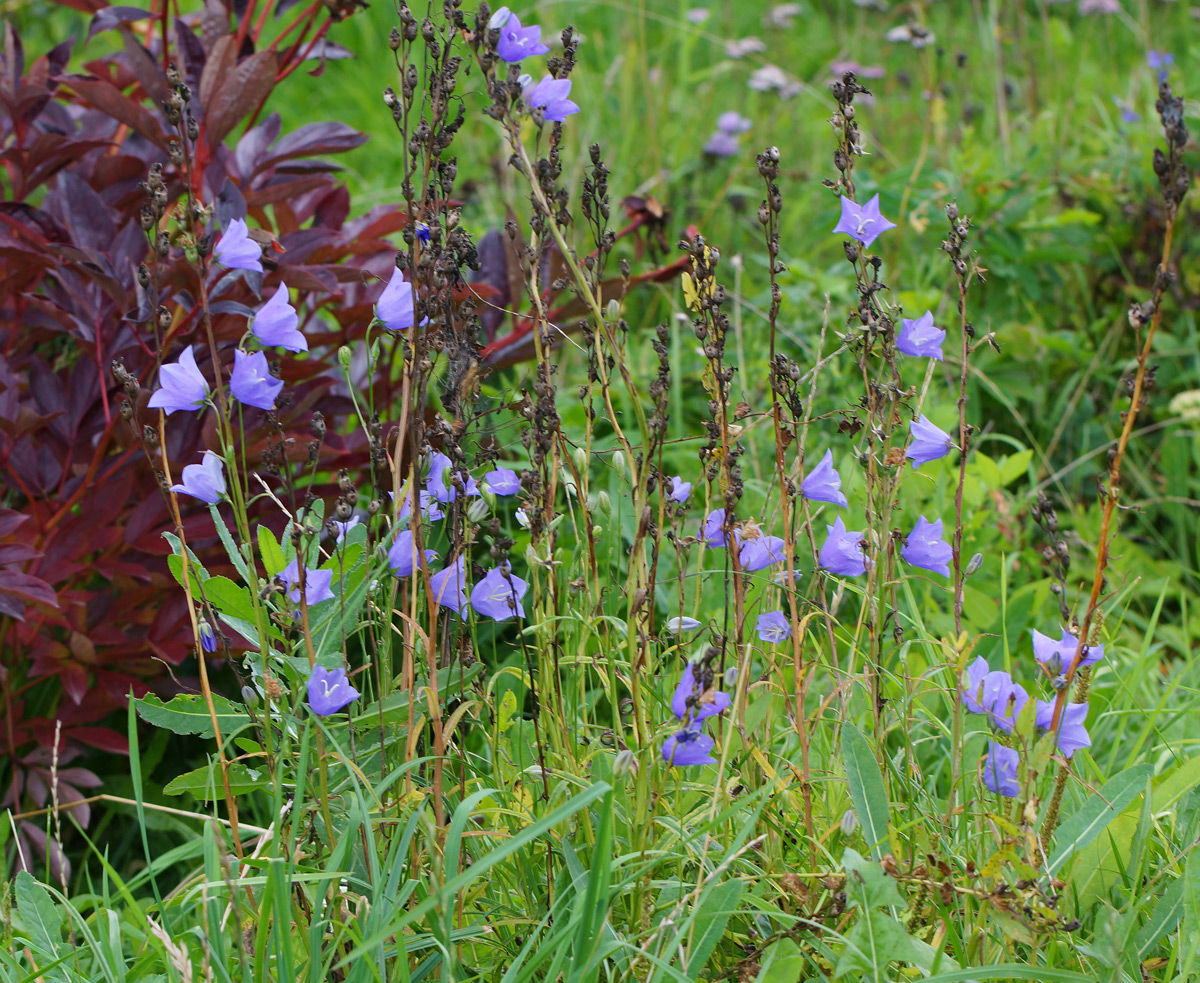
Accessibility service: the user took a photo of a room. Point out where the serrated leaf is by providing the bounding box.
[134,693,249,739]
[841,723,891,859]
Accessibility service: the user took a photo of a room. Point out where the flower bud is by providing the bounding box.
[611,450,626,475]
[724,666,739,686]
[241,685,260,708]
[466,497,489,523]
[597,490,612,517]
[488,5,511,28]
[840,809,858,835]
[605,299,621,322]
[613,749,637,777]
[965,552,983,576]
[338,345,352,371]
[516,508,531,529]
[572,446,589,473]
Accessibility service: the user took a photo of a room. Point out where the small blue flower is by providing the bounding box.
[756,611,791,644]
[524,74,580,122]
[430,556,468,614]
[470,565,529,621]
[670,661,731,725]
[818,516,867,576]
[377,266,420,332]
[307,665,360,716]
[801,450,848,507]
[214,218,263,272]
[668,476,693,504]
[483,467,521,496]
[388,529,436,578]
[702,508,736,548]
[251,287,307,353]
[831,194,896,250]
[896,310,945,360]
[169,450,226,504]
[198,619,218,653]
[981,742,1019,797]
[230,349,283,411]
[279,558,335,608]
[907,415,953,468]
[414,221,432,244]
[1032,626,1103,675]
[147,346,209,415]
[661,725,716,766]
[739,535,786,572]
[901,515,953,577]
[494,9,550,63]
[1035,700,1091,758]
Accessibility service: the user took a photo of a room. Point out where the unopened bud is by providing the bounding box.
[840,809,858,835]
[466,497,489,523]
[613,749,637,777]
[605,299,621,322]
[597,490,612,517]
[965,552,983,576]
[572,446,589,473]
[338,345,352,371]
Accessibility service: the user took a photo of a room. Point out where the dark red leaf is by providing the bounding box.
[63,76,170,150]
[204,49,277,149]
[87,6,155,40]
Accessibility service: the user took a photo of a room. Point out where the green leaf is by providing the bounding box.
[497,690,518,732]
[14,871,64,964]
[834,908,915,981]
[841,723,891,859]
[842,848,903,910]
[684,878,744,977]
[209,503,250,579]
[164,762,268,799]
[1179,850,1200,979]
[1136,871,1184,958]
[354,663,483,725]
[258,524,286,576]
[755,938,805,983]
[1047,762,1153,874]
[204,575,257,623]
[134,693,249,740]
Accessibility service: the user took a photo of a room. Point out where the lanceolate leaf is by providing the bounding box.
[1047,763,1153,875]
[841,723,892,859]
[134,693,250,740]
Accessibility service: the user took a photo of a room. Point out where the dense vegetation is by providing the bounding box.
[3,1,1200,980]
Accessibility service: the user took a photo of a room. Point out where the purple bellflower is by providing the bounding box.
[388,529,436,578]
[739,534,786,572]
[716,111,752,134]
[896,310,945,360]
[148,346,209,415]
[377,266,420,331]
[495,10,550,62]
[1033,626,1103,675]
[1036,700,1092,757]
[332,516,360,543]
[198,620,218,653]
[959,656,991,714]
[801,450,848,507]
[230,349,284,411]
[279,558,335,608]
[1148,50,1173,82]
[470,565,529,621]
[756,611,791,644]
[524,74,580,122]
[414,221,432,244]
[907,415,954,468]
[975,670,1029,733]
[901,515,953,577]
[483,467,522,496]
[702,131,741,157]
[214,217,263,272]
[668,476,693,503]
[671,661,731,724]
[702,508,736,548]
[170,450,226,504]
[307,665,360,716]
[981,742,1019,797]
[429,556,468,613]
[427,451,479,503]
[831,194,896,249]
[251,287,307,353]
[819,516,868,576]
[662,726,717,766]
[392,484,446,523]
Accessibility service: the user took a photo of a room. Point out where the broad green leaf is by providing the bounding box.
[14,871,65,964]
[683,878,744,977]
[1136,870,1184,958]
[258,524,286,576]
[497,690,519,732]
[841,723,891,859]
[164,762,268,799]
[834,908,915,981]
[842,848,903,910]
[1048,762,1152,874]
[756,938,805,983]
[134,693,249,740]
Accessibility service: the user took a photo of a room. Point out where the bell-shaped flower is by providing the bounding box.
[332,517,360,543]
[148,346,209,415]
[495,10,550,62]
[665,616,702,635]
[662,724,716,766]
[279,558,335,608]
[959,656,992,714]
[1036,700,1092,758]
[214,218,262,272]
[819,516,868,576]
[483,467,521,496]
[901,515,953,577]
[702,508,737,548]
[801,449,848,507]
[170,450,226,504]
[377,266,421,331]
[198,620,218,653]
[307,665,360,716]
[1032,626,1103,675]
[739,534,786,572]
[388,529,436,578]
[470,565,529,621]
[251,287,307,353]
[981,742,1019,797]
[671,661,731,725]
[831,194,896,249]
[427,451,479,503]
[429,556,468,613]
[756,611,791,644]
[976,670,1029,733]
[907,415,953,468]
[524,74,580,122]
[668,476,693,503]
[230,350,283,410]
[896,310,945,360]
